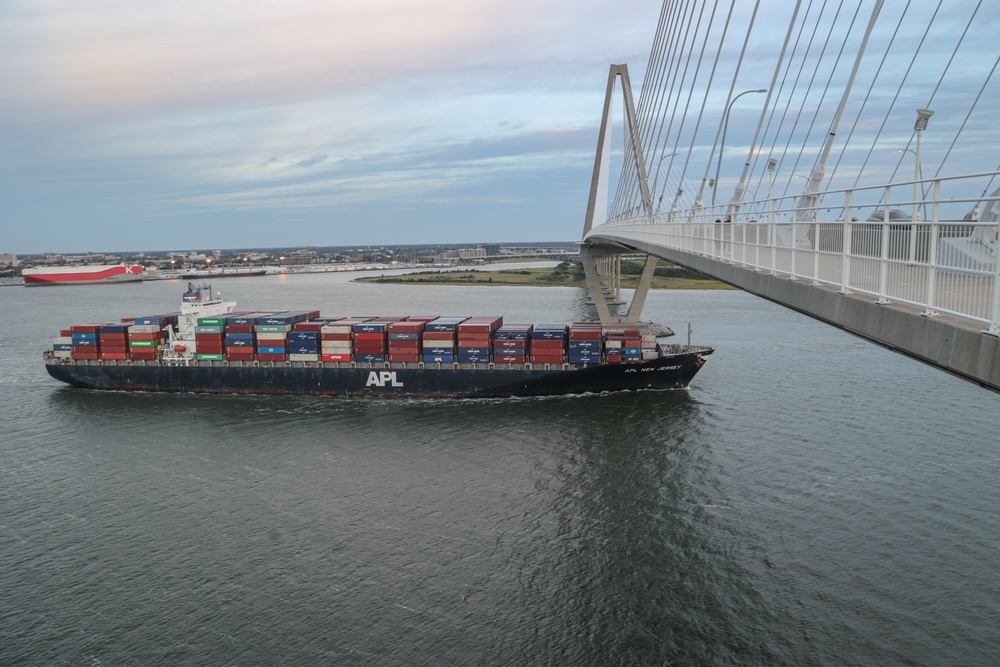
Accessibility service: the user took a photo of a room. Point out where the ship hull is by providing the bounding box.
[45,347,712,398]
[179,270,268,279]
[23,265,144,286]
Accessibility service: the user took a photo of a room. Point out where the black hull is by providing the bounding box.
[45,347,712,398]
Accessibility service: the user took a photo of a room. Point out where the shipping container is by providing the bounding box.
[321,353,352,362]
[494,354,526,364]
[422,353,455,363]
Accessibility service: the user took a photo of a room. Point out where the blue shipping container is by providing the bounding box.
[423,354,455,363]
[258,346,287,355]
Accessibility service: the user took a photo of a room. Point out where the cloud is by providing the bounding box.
[295,154,327,168]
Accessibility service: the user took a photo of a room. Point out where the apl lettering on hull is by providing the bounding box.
[366,371,403,387]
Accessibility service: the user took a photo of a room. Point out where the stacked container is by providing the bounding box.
[70,323,103,360]
[493,324,532,364]
[387,320,424,363]
[129,314,173,361]
[604,328,642,363]
[51,329,74,359]
[287,325,321,362]
[568,322,603,365]
[422,317,465,363]
[224,313,265,362]
[195,317,227,361]
[529,324,567,364]
[457,316,502,363]
[320,319,355,362]
[98,323,130,360]
[353,320,392,363]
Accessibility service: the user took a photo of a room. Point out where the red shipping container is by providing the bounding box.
[257,353,286,362]
[71,324,105,333]
[100,351,129,360]
[130,351,158,360]
[531,354,564,363]
[293,322,325,331]
[99,332,128,342]
[226,351,256,361]
[422,331,456,341]
[129,332,162,341]
[569,330,602,340]
[604,354,623,363]
[354,347,387,356]
[458,334,491,344]
[100,343,129,353]
[531,339,565,350]
[354,332,388,342]
[389,353,420,363]
[320,332,352,341]
[388,322,425,333]
[388,340,420,350]
[321,353,352,362]
[494,354,526,363]
[225,324,255,333]
[405,316,438,322]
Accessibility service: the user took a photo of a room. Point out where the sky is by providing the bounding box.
[0,0,657,254]
[3,1,996,256]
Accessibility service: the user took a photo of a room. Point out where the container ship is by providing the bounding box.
[179,268,268,279]
[43,283,713,398]
[23,264,144,286]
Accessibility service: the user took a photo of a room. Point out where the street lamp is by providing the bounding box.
[654,152,680,214]
[767,158,777,223]
[912,108,933,222]
[712,89,767,218]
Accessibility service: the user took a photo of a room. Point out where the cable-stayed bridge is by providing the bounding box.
[581,0,1000,392]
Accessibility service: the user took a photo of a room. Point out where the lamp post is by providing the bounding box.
[912,108,933,222]
[909,108,933,262]
[767,158,777,224]
[654,152,680,214]
[712,88,767,219]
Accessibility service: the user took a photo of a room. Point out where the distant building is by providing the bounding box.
[0,253,17,266]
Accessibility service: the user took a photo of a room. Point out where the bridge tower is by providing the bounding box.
[580,64,658,325]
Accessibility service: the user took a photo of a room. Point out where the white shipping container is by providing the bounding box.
[288,353,320,362]
[256,332,288,341]
[320,324,354,334]
[128,324,161,334]
[53,336,72,345]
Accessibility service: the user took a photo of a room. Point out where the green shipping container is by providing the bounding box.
[195,325,225,334]
[256,324,291,333]
[128,339,160,348]
[197,317,229,326]
[196,353,225,361]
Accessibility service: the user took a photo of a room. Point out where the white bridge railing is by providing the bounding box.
[591,171,1000,334]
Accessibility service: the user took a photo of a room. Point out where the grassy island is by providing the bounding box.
[355,260,734,290]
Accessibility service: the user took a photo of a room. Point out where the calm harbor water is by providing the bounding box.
[2,273,999,666]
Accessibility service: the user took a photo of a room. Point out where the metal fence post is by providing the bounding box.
[840,189,854,294]
[922,180,941,318]
[876,187,892,304]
